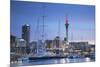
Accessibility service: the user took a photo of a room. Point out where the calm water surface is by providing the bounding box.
[11,58,95,66]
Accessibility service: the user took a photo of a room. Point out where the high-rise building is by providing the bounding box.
[10,35,16,48]
[65,17,69,42]
[22,24,30,47]
[45,40,53,48]
[10,35,17,63]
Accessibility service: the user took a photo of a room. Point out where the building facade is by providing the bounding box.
[22,24,30,47]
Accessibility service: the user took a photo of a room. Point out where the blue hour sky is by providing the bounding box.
[10,1,95,43]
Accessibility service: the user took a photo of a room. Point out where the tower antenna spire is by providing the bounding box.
[65,16,69,42]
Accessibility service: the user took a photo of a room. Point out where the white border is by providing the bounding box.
[0,0,98,67]
[0,0,10,67]
[20,0,95,5]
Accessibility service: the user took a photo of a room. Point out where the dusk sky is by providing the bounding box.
[10,1,95,43]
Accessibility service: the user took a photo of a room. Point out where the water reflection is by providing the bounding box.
[85,57,91,62]
[59,59,66,64]
[28,58,92,65]
[11,58,93,66]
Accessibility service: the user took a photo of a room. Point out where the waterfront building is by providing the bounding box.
[52,36,62,56]
[53,36,60,48]
[45,40,53,49]
[69,42,89,51]
[69,42,91,57]
[15,38,27,57]
[22,24,30,47]
[10,35,17,62]
[10,35,17,48]
[30,41,37,55]
[16,38,26,47]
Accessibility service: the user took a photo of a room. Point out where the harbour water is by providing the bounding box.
[11,58,95,66]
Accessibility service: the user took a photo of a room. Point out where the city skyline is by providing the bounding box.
[10,1,95,44]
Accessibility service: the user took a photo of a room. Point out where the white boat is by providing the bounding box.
[18,56,29,63]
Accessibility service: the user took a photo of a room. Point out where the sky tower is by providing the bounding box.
[65,17,69,42]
